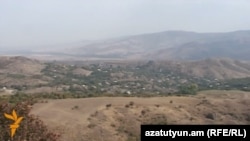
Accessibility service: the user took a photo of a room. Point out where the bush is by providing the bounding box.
[129,101,134,106]
[178,83,198,95]
[0,101,60,141]
[106,104,112,108]
[125,104,130,108]
[204,113,215,120]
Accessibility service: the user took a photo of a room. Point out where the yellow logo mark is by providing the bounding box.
[4,110,23,138]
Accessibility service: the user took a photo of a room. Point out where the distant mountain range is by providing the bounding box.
[6,30,250,60]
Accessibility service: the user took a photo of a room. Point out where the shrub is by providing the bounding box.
[204,113,215,120]
[141,110,146,115]
[106,104,112,108]
[125,104,130,108]
[155,104,160,107]
[0,101,60,141]
[87,123,96,128]
[129,101,134,106]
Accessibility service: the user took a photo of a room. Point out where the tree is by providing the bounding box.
[178,83,198,95]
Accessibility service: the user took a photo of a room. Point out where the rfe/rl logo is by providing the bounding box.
[4,110,23,138]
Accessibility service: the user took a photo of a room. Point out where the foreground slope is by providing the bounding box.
[31,90,250,141]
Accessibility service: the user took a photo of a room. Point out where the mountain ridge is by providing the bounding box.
[3,30,250,61]
[68,30,250,60]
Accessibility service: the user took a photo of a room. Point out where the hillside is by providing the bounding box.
[167,58,250,79]
[153,31,250,60]
[0,56,250,95]
[0,56,44,75]
[37,30,250,61]
[0,56,48,87]
[30,90,250,141]
[5,30,250,61]
[128,58,250,79]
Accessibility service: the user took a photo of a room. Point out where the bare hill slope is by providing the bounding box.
[0,56,44,75]
[0,56,48,86]
[174,58,250,79]
[31,90,250,141]
[142,58,250,79]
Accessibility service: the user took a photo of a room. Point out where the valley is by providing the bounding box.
[0,57,250,102]
[0,55,249,141]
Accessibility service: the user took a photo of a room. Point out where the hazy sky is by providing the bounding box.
[0,0,250,49]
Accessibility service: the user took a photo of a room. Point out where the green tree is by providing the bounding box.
[178,83,198,95]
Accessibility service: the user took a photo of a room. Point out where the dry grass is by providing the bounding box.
[0,56,44,75]
[30,90,250,141]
